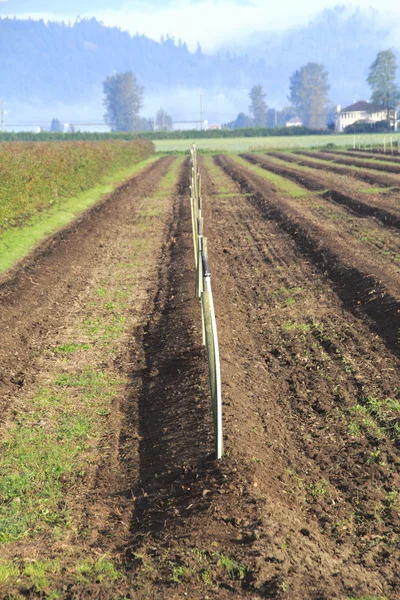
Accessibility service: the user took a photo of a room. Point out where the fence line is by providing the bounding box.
[189,143,223,459]
[352,134,400,154]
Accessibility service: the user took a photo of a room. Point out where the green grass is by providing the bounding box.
[231,154,308,197]
[0,556,121,594]
[0,156,158,275]
[53,343,91,353]
[154,134,363,153]
[0,370,124,544]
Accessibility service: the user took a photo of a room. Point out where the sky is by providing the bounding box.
[1,0,400,52]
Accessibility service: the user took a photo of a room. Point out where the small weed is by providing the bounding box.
[76,557,121,584]
[201,569,213,585]
[367,447,381,465]
[213,552,248,580]
[24,560,61,593]
[0,561,19,585]
[171,565,191,584]
[96,286,107,297]
[251,456,263,464]
[54,343,91,354]
[309,481,328,500]
[282,320,311,333]
[348,421,361,437]
[385,490,398,508]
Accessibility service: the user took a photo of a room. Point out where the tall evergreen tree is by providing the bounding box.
[367,49,400,118]
[155,107,173,131]
[103,72,144,132]
[249,85,267,127]
[289,63,330,129]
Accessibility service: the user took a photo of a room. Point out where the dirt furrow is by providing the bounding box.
[315,151,400,175]
[334,149,400,165]
[215,154,400,356]
[296,150,400,188]
[200,156,400,599]
[262,152,400,224]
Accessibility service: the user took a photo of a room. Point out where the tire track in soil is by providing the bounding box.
[215,154,400,356]
[245,152,400,229]
[201,156,400,599]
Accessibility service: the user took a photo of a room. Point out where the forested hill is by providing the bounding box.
[0,8,398,122]
[0,17,263,105]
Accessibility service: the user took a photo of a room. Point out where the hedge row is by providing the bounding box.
[0,139,154,232]
[0,126,330,143]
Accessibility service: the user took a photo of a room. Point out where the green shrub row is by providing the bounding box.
[0,140,154,232]
[0,126,330,143]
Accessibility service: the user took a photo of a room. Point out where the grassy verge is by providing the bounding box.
[0,156,159,275]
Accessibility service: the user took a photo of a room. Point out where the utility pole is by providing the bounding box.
[200,93,203,131]
[1,99,4,133]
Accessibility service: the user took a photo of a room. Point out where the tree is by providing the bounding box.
[225,112,254,129]
[50,118,62,132]
[289,63,330,129]
[156,107,173,131]
[367,49,400,118]
[249,85,267,127]
[103,72,144,132]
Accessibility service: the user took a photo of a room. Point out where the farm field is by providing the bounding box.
[0,147,399,599]
[154,133,400,152]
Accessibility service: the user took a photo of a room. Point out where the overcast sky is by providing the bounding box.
[1,0,400,51]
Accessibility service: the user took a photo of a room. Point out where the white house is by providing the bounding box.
[335,100,398,132]
[286,117,303,127]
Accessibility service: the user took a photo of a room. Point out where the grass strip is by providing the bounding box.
[230,154,308,198]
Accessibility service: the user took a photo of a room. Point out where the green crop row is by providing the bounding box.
[0,139,154,233]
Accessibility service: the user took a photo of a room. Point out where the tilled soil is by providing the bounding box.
[297,150,400,189]
[261,152,400,223]
[334,149,400,165]
[0,153,399,599]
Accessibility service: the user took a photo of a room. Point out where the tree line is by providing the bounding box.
[233,49,400,131]
[101,49,399,134]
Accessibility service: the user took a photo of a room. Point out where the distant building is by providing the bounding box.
[208,124,222,130]
[335,101,398,132]
[285,117,303,127]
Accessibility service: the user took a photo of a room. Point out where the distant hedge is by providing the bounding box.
[0,126,331,143]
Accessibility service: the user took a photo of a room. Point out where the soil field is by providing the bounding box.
[0,150,399,599]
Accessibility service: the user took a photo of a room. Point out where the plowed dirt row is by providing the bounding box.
[313,151,400,175]
[297,150,400,189]
[263,152,400,222]
[201,155,400,598]
[334,150,400,165]
[217,155,400,355]
[1,154,400,599]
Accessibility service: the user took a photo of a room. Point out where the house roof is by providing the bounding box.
[342,100,382,113]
